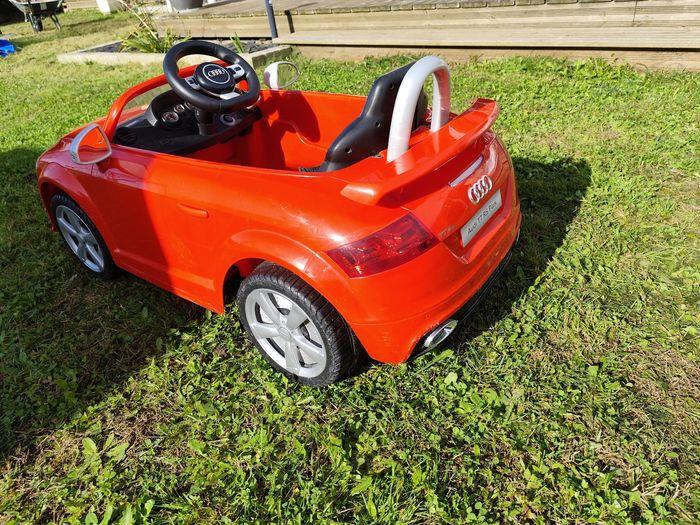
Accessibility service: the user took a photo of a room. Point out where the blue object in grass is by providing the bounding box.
[0,39,16,58]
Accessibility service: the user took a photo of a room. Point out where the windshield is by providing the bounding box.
[118,84,172,124]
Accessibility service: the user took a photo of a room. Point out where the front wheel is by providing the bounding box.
[236,263,356,386]
[50,193,117,279]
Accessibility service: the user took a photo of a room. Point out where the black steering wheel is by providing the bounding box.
[163,40,261,115]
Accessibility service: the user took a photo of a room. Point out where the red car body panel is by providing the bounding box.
[37,67,521,364]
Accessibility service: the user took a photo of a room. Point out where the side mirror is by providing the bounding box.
[70,123,112,165]
[263,61,300,90]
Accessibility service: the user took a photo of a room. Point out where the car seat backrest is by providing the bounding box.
[309,62,428,172]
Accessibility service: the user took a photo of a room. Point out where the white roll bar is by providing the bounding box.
[386,56,451,163]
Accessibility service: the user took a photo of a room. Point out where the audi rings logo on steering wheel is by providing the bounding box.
[468,175,493,204]
[202,64,231,84]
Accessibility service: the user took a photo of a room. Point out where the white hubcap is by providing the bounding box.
[55,205,105,273]
[245,288,327,378]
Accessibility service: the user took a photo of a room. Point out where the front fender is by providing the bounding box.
[38,162,118,252]
[213,229,366,324]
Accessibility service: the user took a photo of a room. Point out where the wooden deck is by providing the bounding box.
[154,0,700,70]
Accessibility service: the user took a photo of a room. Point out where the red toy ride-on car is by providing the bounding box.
[37,41,521,386]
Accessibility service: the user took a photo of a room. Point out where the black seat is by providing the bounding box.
[301,62,428,172]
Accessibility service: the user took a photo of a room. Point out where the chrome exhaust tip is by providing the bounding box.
[423,319,458,350]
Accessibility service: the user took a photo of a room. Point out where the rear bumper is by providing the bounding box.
[411,237,516,359]
[347,200,521,364]
[317,128,520,364]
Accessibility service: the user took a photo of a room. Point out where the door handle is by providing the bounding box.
[177,203,209,219]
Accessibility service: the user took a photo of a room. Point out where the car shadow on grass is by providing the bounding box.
[0,146,200,461]
[450,156,591,348]
[0,150,590,460]
[351,155,592,376]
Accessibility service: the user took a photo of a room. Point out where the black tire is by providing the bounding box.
[50,193,117,280]
[236,262,356,387]
[30,15,42,33]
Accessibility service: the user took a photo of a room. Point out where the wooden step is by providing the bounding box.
[275,26,700,50]
[153,0,700,69]
[633,0,700,26]
[159,0,700,39]
[292,45,700,70]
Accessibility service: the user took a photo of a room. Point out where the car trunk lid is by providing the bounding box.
[336,99,512,260]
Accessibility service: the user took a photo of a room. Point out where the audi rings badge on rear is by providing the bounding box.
[468,175,493,204]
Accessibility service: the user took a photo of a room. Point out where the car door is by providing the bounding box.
[86,145,227,310]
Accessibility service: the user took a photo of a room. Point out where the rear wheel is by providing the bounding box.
[236,263,355,386]
[50,193,117,279]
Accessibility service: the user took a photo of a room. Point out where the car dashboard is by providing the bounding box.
[113,89,261,156]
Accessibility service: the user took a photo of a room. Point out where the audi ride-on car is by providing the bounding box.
[37,41,521,386]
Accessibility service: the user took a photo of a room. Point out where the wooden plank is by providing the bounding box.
[293,44,700,70]
[184,1,638,20]
[276,27,700,49]
[157,16,273,38]
[167,0,700,33]
[154,0,700,46]
[179,0,699,19]
[633,1,700,26]
[276,2,700,29]
[67,0,98,8]
[281,7,639,30]
[171,0,700,18]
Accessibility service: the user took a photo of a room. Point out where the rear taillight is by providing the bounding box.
[327,214,437,278]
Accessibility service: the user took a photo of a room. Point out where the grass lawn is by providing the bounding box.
[1,9,699,524]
